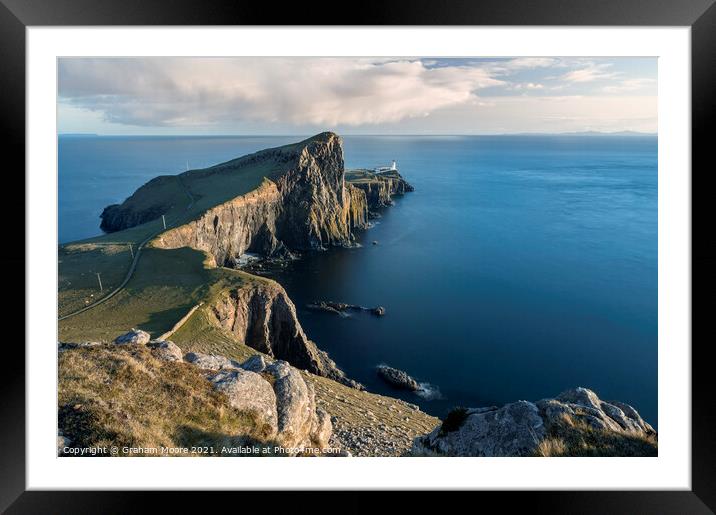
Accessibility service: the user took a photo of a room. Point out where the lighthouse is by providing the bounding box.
[391,160,397,171]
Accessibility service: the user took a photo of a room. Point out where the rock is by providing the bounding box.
[58,341,101,353]
[308,300,386,318]
[556,386,602,411]
[414,401,545,457]
[262,360,336,452]
[139,133,369,263]
[57,432,71,455]
[201,356,335,454]
[266,361,317,448]
[413,387,656,457]
[114,329,150,346]
[149,340,183,362]
[185,352,239,370]
[240,354,268,373]
[376,365,420,391]
[372,240,378,245]
[209,368,278,438]
[313,408,333,449]
[606,400,655,434]
[347,168,414,209]
[208,284,361,389]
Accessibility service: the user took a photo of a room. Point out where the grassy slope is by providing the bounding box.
[345,168,403,184]
[344,169,377,183]
[58,243,134,317]
[58,246,265,343]
[170,305,261,362]
[59,344,272,455]
[58,144,286,317]
[58,136,297,327]
[534,413,658,457]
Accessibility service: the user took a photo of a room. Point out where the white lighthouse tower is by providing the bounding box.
[391,160,397,170]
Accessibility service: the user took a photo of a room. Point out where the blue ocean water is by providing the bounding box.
[58,135,658,426]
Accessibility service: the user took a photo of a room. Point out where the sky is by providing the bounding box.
[57,57,657,135]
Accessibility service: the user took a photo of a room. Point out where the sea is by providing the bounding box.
[59,134,658,425]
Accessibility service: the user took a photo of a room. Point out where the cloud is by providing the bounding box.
[603,78,656,93]
[513,82,544,90]
[58,57,505,127]
[504,57,561,69]
[560,62,618,83]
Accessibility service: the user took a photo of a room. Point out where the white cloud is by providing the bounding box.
[561,63,618,83]
[58,57,505,127]
[513,82,544,90]
[603,78,657,93]
[504,57,561,69]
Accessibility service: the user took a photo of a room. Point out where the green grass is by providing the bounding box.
[58,143,289,320]
[58,246,263,343]
[58,243,135,317]
[170,307,261,363]
[58,134,321,343]
[345,169,377,183]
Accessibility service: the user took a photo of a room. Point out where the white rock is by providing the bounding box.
[210,368,278,438]
[114,328,150,345]
[150,340,183,362]
[185,352,240,370]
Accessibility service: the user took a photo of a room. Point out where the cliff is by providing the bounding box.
[345,169,414,209]
[206,280,362,388]
[102,132,370,266]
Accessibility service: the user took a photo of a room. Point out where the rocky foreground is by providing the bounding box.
[60,331,656,457]
[59,329,440,457]
[412,387,657,457]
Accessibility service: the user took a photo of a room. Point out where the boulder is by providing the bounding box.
[371,306,386,316]
[198,355,334,453]
[413,387,656,457]
[114,329,150,346]
[414,401,545,457]
[150,340,183,362]
[265,361,318,448]
[312,408,333,449]
[240,354,268,373]
[185,352,240,370]
[57,432,71,455]
[209,368,278,438]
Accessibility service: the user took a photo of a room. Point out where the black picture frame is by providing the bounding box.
[2,0,713,512]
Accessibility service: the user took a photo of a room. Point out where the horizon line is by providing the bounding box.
[58,130,658,137]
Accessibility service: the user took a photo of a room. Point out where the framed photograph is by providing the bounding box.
[4,0,713,511]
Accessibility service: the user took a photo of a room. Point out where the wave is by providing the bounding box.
[415,382,443,401]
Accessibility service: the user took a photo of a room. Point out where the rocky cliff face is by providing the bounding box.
[412,387,657,457]
[207,280,362,389]
[148,132,369,265]
[100,175,180,233]
[347,170,415,209]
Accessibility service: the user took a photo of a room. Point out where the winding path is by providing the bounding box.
[59,176,195,321]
